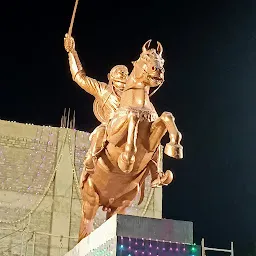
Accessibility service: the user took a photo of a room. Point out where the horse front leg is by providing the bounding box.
[118,112,139,173]
[149,111,183,159]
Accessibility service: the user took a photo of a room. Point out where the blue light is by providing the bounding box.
[120,245,124,249]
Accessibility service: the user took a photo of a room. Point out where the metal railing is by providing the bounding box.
[0,226,77,256]
[201,238,234,256]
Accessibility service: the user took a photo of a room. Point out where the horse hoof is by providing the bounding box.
[117,153,135,173]
[164,143,183,159]
[160,170,174,185]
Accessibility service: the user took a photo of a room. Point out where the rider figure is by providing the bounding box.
[83,65,129,174]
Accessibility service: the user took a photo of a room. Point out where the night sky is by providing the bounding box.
[1,0,256,255]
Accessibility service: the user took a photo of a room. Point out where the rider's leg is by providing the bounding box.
[106,115,129,145]
[84,124,106,172]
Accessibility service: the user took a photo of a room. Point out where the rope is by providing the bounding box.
[68,0,80,36]
[149,84,162,97]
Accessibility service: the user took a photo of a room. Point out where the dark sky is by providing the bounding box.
[1,0,256,254]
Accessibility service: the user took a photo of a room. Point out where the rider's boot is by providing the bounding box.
[83,125,106,174]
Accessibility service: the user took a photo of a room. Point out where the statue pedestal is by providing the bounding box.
[64,214,200,256]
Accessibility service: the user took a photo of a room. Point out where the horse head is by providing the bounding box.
[132,40,165,88]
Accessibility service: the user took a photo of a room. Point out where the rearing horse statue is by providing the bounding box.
[64,36,183,242]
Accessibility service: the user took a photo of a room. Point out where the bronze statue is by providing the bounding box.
[64,34,183,242]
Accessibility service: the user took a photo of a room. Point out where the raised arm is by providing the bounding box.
[64,34,104,98]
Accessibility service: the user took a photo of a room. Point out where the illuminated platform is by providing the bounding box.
[64,214,200,256]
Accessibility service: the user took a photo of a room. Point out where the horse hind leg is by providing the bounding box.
[149,112,183,159]
[118,112,139,173]
[78,177,99,242]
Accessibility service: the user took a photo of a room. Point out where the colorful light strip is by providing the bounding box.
[86,236,200,255]
[117,236,200,256]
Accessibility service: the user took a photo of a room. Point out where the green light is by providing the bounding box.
[191,246,197,252]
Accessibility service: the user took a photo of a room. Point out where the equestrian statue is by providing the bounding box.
[64,33,183,242]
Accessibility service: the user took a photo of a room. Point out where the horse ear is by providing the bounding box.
[142,39,152,52]
[157,41,163,56]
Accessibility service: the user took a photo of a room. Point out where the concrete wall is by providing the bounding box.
[0,120,162,256]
